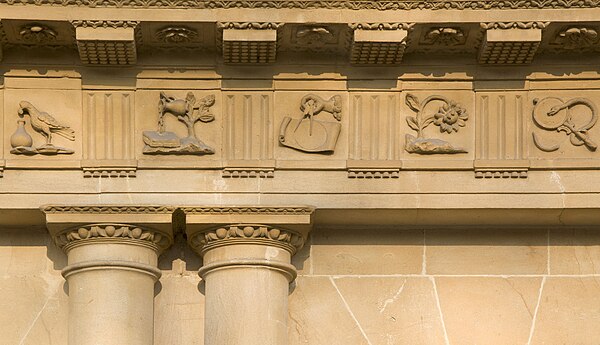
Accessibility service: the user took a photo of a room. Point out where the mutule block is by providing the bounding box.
[351,29,407,65]
[222,29,277,64]
[75,26,137,65]
[478,28,542,64]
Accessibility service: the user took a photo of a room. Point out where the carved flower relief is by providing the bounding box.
[295,26,335,47]
[19,24,58,44]
[433,101,468,133]
[155,26,199,44]
[423,27,465,46]
[555,27,599,50]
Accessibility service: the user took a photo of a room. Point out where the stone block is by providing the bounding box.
[311,228,423,275]
[426,228,547,275]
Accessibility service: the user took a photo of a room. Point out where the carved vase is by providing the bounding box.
[10,120,33,148]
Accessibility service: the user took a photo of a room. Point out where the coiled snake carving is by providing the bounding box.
[532,97,598,152]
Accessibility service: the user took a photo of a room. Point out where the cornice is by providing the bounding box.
[70,20,140,29]
[349,23,414,31]
[217,22,283,30]
[181,206,314,215]
[54,223,172,252]
[0,0,597,10]
[481,22,550,30]
[188,224,305,256]
[42,205,176,214]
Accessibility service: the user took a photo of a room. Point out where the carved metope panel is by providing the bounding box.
[348,93,401,161]
[136,90,221,161]
[529,90,600,160]
[279,94,343,153]
[83,91,135,161]
[4,88,82,160]
[274,92,348,161]
[402,91,473,157]
[223,93,274,161]
[474,92,529,178]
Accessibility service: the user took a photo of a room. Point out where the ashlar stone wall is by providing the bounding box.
[3,226,600,344]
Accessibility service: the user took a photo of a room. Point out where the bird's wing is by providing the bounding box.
[37,112,67,129]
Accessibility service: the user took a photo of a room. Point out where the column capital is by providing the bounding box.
[182,205,314,256]
[42,205,176,253]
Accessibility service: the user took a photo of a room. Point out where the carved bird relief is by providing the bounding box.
[11,101,75,155]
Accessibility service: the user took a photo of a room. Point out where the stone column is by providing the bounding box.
[184,207,314,345]
[42,206,175,345]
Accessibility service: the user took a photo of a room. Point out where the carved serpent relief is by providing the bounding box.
[404,93,468,154]
[11,101,75,155]
[532,97,598,152]
[279,94,342,153]
[143,92,216,155]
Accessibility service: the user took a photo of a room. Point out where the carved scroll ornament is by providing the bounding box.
[143,92,216,155]
[11,101,75,155]
[404,93,468,154]
[532,97,598,152]
[279,94,342,153]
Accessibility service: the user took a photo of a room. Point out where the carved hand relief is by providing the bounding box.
[532,97,598,152]
[143,92,216,155]
[279,94,342,153]
[10,101,75,155]
[404,93,468,154]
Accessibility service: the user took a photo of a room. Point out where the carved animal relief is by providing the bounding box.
[279,94,342,153]
[143,92,216,155]
[11,101,75,155]
[532,97,597,152]
[404,93,468,154]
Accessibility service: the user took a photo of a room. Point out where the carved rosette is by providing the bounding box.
[54,223,172,253]
[189,224,305,256]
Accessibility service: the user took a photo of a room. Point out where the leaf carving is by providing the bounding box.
[422,116,435,129]
[199,113,215,123]
[405,94,421,113]
[406,116,419,131]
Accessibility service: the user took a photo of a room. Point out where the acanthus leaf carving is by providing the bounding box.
[404,93,468,154]
[11,101,75,155]
[532,97,598,152]
[279,94,342,153]
[143,92,216,155]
